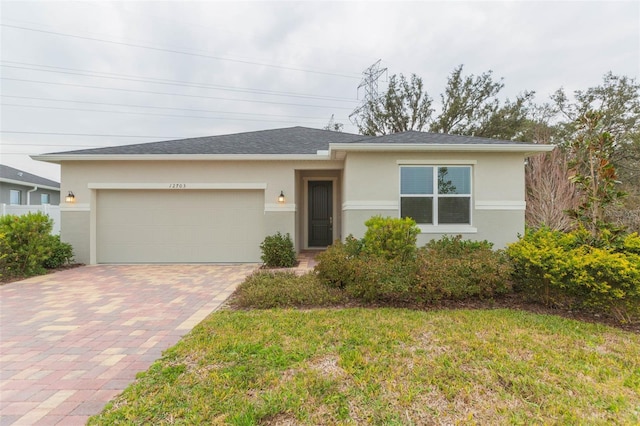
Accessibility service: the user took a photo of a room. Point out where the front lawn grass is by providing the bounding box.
[90,308,640,425]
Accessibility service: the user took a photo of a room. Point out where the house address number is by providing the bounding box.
[168,183,186,189]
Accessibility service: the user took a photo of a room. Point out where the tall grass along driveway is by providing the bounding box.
[91,308,640,425]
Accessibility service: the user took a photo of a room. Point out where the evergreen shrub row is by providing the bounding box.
[507,227,640,322]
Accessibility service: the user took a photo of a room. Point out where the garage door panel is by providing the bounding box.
[97,190,264,263]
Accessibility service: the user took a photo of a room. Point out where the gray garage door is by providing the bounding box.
[97,189,264,263]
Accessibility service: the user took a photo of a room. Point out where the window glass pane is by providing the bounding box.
[401,167,433,195]
[41,194,50,204]
[438,167,471,194]
[401,197,433,224]
[438,197,470,224]
[9,190,21,205]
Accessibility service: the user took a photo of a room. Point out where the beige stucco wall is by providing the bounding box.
[59,151,529,263]
[60,211,90,264]
[60,159,343,264]
[341,151,526,248]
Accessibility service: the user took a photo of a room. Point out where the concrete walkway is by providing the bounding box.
[0,264,257,425]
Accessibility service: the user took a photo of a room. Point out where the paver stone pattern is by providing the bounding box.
[0,264,257,425]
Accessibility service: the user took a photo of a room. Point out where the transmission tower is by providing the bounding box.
[357,59,387,102]
[349,59,387,123]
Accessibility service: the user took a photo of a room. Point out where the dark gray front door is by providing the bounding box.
[308,181,333,247]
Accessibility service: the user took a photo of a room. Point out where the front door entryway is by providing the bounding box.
[308,181,333,247]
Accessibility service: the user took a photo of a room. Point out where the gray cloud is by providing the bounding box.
[1,0,638,181]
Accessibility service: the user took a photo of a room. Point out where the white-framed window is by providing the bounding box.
[9,189,21,205]
[41,193,50,204]
[400,165,472,225]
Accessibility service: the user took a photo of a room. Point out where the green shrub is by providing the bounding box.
[346,255,415,303]
[314,235,361,289]
[622,232,640,254]
[362,216,419,261]
[413,236,512,302]
[232,271,348,309]
[0,232,8,279]
[0,212,53,277]
[43,235,74,269]
[260,232,296,268]
[507,227,640,322]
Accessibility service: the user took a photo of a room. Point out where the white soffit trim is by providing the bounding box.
[475,201,526,210]
[342,201,399,210]
[330,143,554,155]
[264,203,297,212]
[88,183,267,190]
[31,154,329,163]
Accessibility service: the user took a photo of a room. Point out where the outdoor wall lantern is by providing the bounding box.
[65,191,76,203]
[278,190,285,204]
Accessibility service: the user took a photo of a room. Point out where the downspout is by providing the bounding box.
[27,186,38,205]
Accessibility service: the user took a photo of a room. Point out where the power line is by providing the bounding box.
[1,143,104,147]
[0,95,349,121]
[0,61,359,103]
[1,131,184,138]
[2,103,332,125]
[2,77,354,110]
[0,23,361,80]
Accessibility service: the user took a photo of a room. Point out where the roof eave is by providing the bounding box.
[31,153,332,163]
[328,143,555,157]
[0,178,60,191]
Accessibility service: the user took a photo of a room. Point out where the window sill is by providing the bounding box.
[418,225,478,234]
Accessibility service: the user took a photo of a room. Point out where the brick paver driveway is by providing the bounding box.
[0,264,257,425]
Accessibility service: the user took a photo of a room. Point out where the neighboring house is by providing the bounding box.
[33,127,552,265]
[0,164,60,206]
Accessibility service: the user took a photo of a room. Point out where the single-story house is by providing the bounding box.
[33,127,553,264]
[0,164,61,206]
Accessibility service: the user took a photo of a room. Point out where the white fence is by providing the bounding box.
[0,204,61,235]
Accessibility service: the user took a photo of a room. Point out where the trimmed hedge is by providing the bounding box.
[316,217,510,304]
[414,236,512,302]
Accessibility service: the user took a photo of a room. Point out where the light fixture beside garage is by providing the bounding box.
[278,190,285,204]
[65,191,75,203]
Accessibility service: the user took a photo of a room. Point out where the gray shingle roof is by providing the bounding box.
[0,164,60,188]
[43,127,535,157]
[47,127,371,155]
[357,131,523,145]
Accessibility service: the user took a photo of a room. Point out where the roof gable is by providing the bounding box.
[0,164,60,188]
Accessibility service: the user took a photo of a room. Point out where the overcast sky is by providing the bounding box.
[1,0,638,181]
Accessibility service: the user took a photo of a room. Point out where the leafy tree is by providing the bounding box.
[351,65,533,140]
[429,65,533,139]
[552,73,640,231]
[350,73,434,136]
[552,73,640,143]
[567,111,627,237]
[429,65,503,134]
